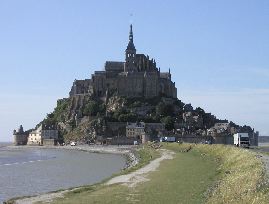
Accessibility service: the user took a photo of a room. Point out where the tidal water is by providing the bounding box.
[0,143,125,203]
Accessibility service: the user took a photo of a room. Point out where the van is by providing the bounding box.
[70,141,77,146]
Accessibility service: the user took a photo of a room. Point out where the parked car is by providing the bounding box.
[70,141,77,146]
[204,140,212,144]
[160,137,176,142]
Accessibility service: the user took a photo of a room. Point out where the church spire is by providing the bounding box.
[129,24,133,41]
[127,24,136,51]
[125,24,137,72]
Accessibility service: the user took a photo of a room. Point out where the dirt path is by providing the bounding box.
[106,149,175,187]
[14,190,72,204]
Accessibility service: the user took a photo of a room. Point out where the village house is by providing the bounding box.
[27,125,58,146]
[126,122,166,143]
[126,122,145,139]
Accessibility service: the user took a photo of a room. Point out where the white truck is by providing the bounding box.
[233,133,250,148]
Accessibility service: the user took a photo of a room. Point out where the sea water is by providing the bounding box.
[0,143,125,203]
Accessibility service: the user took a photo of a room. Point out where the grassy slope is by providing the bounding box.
[194,145,269,204]
[50,143,217,204]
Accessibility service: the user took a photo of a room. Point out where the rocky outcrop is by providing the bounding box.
[36,93,255,144]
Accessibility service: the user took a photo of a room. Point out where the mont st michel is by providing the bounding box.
[1,2,269,203]
[13,25,259,147]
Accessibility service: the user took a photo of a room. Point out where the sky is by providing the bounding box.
[0,0,268,141]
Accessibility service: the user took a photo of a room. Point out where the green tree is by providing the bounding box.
[156,102,174,117]
[83,101,99,116]
[118,113,137,122]
[161,116,174,130]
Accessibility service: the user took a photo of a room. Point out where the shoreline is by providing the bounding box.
[4,145,140,204]
[7,144,139,169]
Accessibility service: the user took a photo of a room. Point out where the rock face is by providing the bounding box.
[106,96,127,113]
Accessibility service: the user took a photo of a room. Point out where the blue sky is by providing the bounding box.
[0,0,268,141]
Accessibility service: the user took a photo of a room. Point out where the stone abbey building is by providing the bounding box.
[69,25,177,99]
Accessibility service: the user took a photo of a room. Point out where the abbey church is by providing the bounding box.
[69,25,177,99]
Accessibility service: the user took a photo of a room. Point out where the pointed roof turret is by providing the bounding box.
[130,24,133,40]
[127,24,136,51]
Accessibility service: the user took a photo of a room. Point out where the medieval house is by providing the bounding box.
[27,125,58,145]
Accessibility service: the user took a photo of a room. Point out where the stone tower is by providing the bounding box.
[13,125,28,145]
[125,24,136,72]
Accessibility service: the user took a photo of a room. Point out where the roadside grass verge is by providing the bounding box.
[159,143,269,203]
[193,144,269,204]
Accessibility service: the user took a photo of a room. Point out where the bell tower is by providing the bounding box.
[125,24,136,72]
